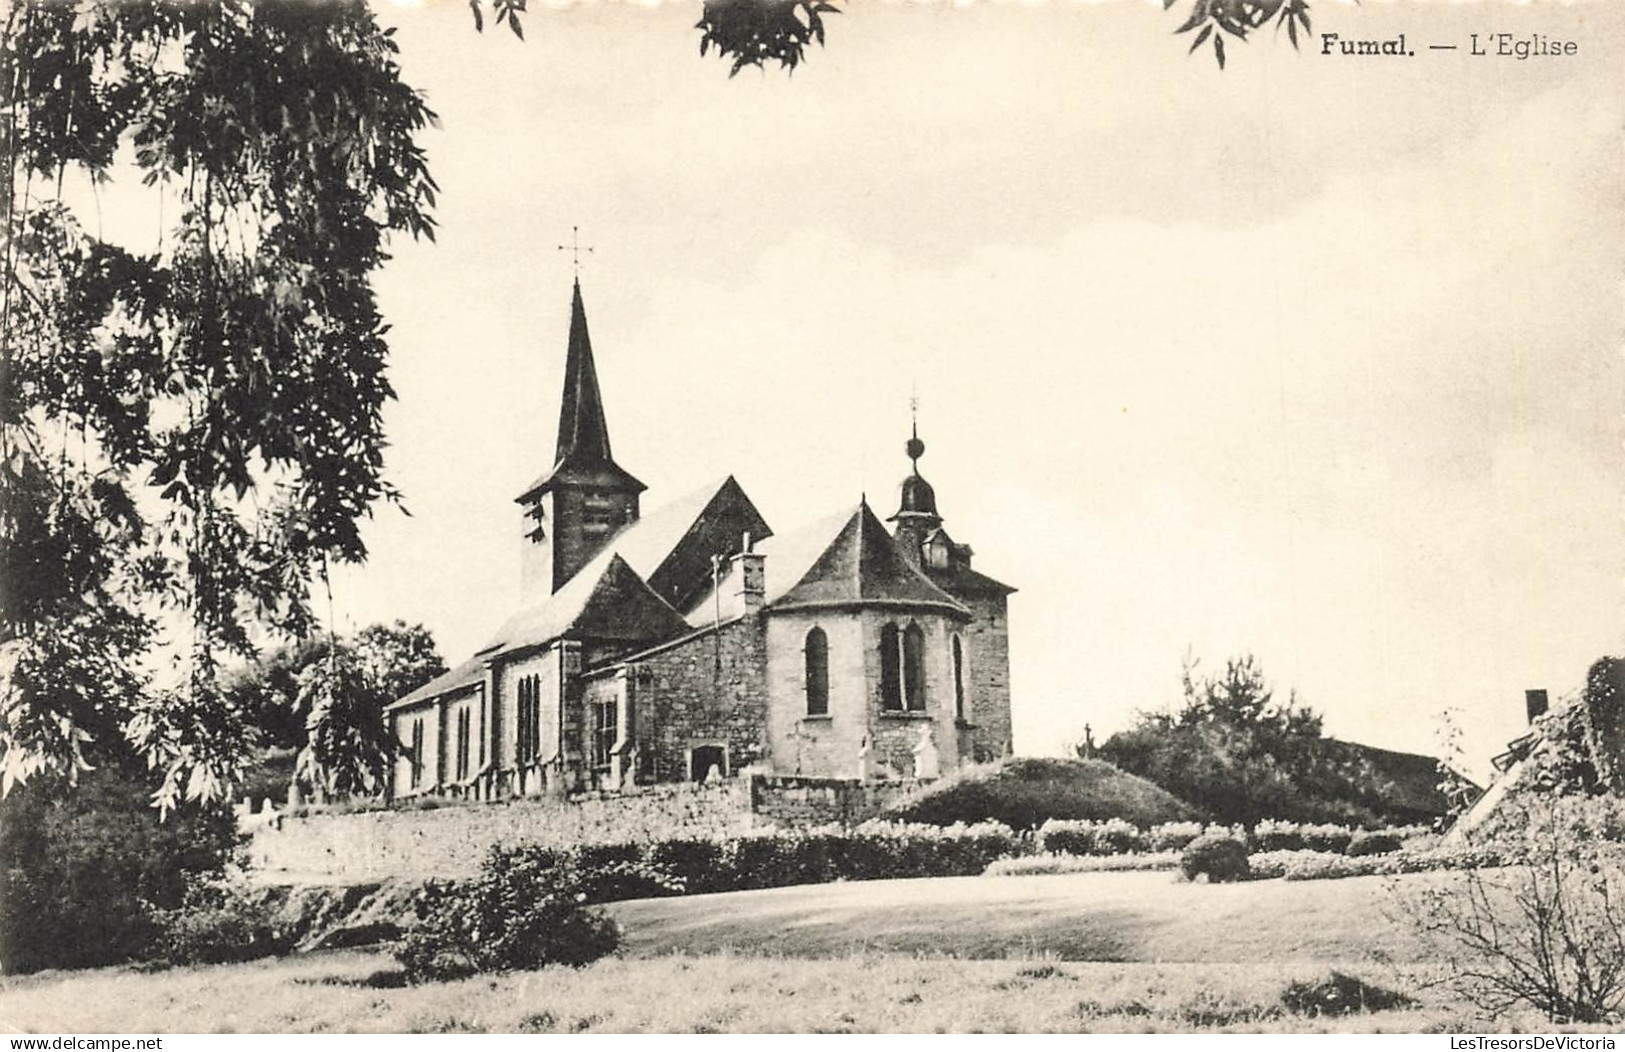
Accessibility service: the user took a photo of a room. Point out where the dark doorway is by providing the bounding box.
[690,744,727,783]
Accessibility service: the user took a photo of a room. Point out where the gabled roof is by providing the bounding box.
[387,648,492,711]
[768,501,970,618]
[388,554,690,711]
[485,553,691,657]
[390,478,764,710]
[517,280,645,503]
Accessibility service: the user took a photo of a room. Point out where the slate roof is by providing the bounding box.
[765,501,971,618]
[389,477,761,710]
[517,280,645,503]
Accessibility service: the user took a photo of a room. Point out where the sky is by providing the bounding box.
[286,0,1625,779]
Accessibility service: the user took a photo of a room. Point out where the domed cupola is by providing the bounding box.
[894,426,939,521]
[890,407,943,569]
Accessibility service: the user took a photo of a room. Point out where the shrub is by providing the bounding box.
[396,845,652,983]
[1347,830,1404,857]
[1402,795,1625,1024]
[1280,971,1415,1017]
[1036,818,1145,857]
[1147,821,1205,852]
[985,851,1181,877]
[0,767,242,974]
[881,757,1196,831]
[1179,833,1250,883]
[1299,824,1354,854]
[1252,819,1306,852]
[153,879,293,966]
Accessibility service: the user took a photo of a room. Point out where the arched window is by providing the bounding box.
[516,675,542,764]
[804,627,830,716]
[879,622,902,711]
[902,622,927,712]
[952,635,967,723]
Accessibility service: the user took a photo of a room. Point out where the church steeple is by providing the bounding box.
[553,280,616,469]
[516,279,646,598]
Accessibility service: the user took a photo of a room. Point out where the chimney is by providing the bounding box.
[731,531,765,612]
[1526,688,1549,724]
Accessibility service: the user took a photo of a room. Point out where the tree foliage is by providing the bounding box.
[293,621,445,799]
[222,620,443,796]
[1098,653,1427,826]
[0,762,241,973]
[1,0,438,809]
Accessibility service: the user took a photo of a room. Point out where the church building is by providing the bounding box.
[385,281,1016,801]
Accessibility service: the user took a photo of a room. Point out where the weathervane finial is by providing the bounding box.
[905,386,925,471]
[556,225,594,277]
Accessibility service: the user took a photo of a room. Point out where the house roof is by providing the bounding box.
[1323,737,1479,821]
[767,501,971,618]
[516,280,645,503]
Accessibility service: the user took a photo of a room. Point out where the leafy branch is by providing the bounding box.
[1168,0,1314,69]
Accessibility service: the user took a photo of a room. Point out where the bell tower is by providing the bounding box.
[515,279,645,598]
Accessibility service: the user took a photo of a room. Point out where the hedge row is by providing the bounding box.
[1247,844,1508,882]
[1035,819,1427,859]
[496,820,1028,904]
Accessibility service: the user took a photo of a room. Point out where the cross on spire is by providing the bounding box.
[556,225,594,276]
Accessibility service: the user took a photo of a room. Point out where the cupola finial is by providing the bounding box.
[905,389,925,471]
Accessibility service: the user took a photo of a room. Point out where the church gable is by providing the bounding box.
[485,552,689,661]
[647,475,772,614]
[569,554,694,650]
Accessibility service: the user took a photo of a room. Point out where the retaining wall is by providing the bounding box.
[249,774,919,882]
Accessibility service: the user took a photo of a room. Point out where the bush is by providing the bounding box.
[1280,971,1415,1017]
[153,879,293,966]
[1299,824,1354,854]
[1146,821,1205,852]
[1252,819,1306,852]
[1347,830,1404,857]
[1403,795,1625,1024]
[1179,833,1250,883]
[881,757,1196,831]
[0,767,242,973]
[396,845,652,982]
[985,851,1181,877]
[1036,818,1145,856]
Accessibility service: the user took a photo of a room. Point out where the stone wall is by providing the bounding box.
[251,779,756,882]
[959,593,1013,763]
[747,774,916,826]
[249,774,914,883]
[615,615,771,783]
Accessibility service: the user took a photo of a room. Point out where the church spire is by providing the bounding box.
[517,279,645,504]
[516,277,646,597]
[554,279,615,467]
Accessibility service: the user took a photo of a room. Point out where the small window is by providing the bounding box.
[903,622,927,712]
[592,697,618,770]
[880,623,902,711]
[409,718,425,788]
[516,675,542,764]
[952,636,967,723]
[804,627,830,717]
[453,709,464,780]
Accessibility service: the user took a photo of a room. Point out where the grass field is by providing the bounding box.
[0,871,1575,1033]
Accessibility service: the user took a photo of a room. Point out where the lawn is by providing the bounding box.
[0,870,1565,1033]
[608,869,1433,963]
